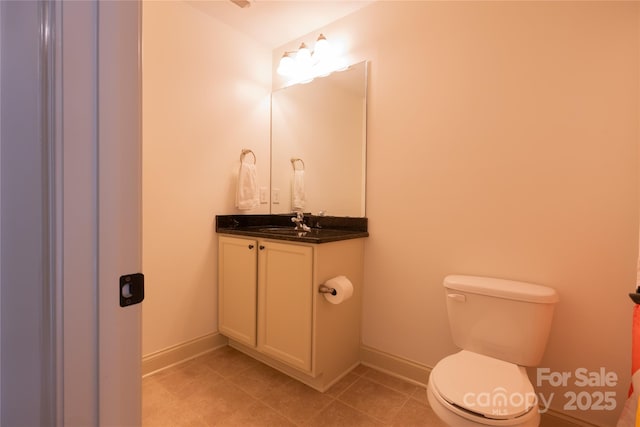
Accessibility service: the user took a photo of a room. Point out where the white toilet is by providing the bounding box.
[427,275,559,427]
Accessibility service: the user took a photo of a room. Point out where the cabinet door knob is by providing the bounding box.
[259,245,265,250]
[248,244,254,249]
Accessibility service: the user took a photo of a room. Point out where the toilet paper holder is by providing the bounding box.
[318,284,337,296]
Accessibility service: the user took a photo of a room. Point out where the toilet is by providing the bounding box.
[427,275,559,427]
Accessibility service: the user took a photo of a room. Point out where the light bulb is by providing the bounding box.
[277,52,294,76]
[296,42,312,67]
[313,34,330,62]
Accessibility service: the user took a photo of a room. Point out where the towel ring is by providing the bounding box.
[291,158,305,171]
[240,149,256,164]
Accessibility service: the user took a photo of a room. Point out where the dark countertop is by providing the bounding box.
[215,214,368,244]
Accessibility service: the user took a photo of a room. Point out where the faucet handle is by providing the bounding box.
[291,211,306,230]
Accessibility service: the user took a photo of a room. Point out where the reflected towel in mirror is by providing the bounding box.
[292,169,305,210]
[236,161,259,210]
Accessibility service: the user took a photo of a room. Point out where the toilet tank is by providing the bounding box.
[444,275,559,367]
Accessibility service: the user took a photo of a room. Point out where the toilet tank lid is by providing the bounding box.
[444,275,559,303]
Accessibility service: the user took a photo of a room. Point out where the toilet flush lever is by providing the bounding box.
[447,293,466,303]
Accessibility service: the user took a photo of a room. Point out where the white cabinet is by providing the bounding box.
[217,234,364,391]
[258,241,313,372]
[218,236,257,347]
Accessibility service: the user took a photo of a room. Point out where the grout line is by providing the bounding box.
[331,380,389,425]
[332,375,416,425]
[250,373,337,426]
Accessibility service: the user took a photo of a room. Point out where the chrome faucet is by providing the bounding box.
[291,211,310,232]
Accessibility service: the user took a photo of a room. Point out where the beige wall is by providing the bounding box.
[276,2,639,425]
[142,1,271,356]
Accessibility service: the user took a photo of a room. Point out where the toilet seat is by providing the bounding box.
[430,350,537,421]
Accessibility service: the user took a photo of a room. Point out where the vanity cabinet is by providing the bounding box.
[217,234,364,391]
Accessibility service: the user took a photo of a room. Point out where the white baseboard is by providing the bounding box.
[359,345,598,427]
[539,410,601,427]
[142,332,228,377]
[360,344,431,387]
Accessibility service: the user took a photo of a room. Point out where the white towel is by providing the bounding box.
[236,161,259,210]
[292,169,305,210]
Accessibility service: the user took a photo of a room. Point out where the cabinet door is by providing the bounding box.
[258,241,313,372]
[218,236,257,347]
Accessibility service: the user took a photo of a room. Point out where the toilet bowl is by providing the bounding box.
[427,275,558,427]
[427,351,539,427]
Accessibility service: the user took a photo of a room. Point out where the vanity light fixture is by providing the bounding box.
[277,34,346,85]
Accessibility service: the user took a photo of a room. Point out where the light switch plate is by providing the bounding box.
[259,187,268,204]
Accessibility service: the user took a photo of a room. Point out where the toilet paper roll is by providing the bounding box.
[323,275,354,305]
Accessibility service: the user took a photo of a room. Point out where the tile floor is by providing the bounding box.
[142,345,446,426]
[143,345,577,427]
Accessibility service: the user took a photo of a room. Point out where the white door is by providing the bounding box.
[61,1,143,425]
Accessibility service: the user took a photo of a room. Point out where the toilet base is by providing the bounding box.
[427,381,540,427]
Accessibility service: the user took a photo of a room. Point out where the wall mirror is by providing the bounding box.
[270,60,367,217]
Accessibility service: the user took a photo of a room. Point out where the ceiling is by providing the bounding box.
[187,0,374,49]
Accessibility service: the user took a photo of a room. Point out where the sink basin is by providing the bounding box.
[257,227,359,237]
[258,227,308,236]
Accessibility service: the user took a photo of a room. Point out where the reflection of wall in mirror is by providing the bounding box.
[271,67,365,217]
